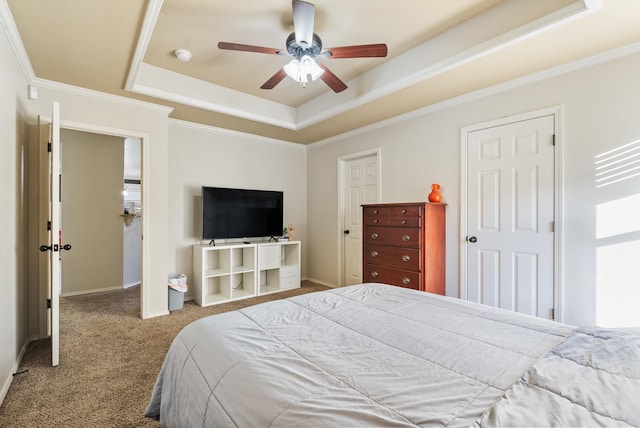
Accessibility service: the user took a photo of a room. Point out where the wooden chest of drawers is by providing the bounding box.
[362,202,445,294]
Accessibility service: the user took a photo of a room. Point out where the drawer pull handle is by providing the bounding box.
[401,219,407,225]
[402,255,410,262]
[371,251,379,257]
[373,209,379,214]
[371,271,379,278]
[402,277,411,285]
[371,233,379,239]
[401,209,406,214]
[402,235,410,241]
[373,219,379,224]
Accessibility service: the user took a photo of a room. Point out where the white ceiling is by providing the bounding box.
[4,0,640,144]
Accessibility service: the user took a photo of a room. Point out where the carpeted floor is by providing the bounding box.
[0,281,328,427]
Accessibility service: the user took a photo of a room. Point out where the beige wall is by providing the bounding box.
[0,16,29,402]
[166,121,307,301]
[307,50,640,327]
[60,129,124,295]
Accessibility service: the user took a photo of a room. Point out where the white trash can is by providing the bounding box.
[168,273,188,311]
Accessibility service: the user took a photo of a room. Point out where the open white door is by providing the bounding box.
[40,102,61,366]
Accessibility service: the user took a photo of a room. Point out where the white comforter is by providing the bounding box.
[146,283,626,427]
[476,326,640,427]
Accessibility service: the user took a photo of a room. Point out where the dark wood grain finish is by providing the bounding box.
[364,226,421,248]
[363,245,421,270]
[363,264,421,290]
[362,202,446,295]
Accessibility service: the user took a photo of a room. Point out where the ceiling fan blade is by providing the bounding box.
[218,42,284,55]
[318,64,347,93]
[292,0,315,48]
[260,68,288,90]
[323,44,388,59]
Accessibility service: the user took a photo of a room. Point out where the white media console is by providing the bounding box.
[192,241,301,306]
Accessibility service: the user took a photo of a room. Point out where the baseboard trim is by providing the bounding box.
[61,285,124,297]
[304,277,338,288]
[0,338,29,406]
[123,281,141,289]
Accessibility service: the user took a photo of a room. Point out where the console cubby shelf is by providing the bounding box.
[193,241,300,307]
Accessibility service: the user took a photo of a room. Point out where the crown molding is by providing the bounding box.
[31,76,174,115]
[125,0,164,92]
[310,38,640,149]
[0,0,35,80]
[169,118,302,149]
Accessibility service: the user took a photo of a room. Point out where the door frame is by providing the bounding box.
[337,148,382,287]
[38,116,150,319]
[459,106,565,321]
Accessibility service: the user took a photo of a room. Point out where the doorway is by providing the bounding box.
[60,129,130,296]
[460,107,563,320]
[123,138,142,288]
[55,122,146,318]
[338,149,381,287]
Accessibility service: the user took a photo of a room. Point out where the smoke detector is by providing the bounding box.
[174,49,192,62]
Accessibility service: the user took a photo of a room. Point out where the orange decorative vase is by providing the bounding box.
[428,183,442,203]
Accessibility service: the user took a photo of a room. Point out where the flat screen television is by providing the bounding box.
[201,186,283,240]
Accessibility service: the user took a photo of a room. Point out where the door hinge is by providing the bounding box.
[551,221,554,232]
[552,134,556,146]
[47,220,52,231]
[47,142,52,152]
[47,299,51,309]
[551,308,555,320]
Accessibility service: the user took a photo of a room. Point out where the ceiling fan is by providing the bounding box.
[218,0,388,93]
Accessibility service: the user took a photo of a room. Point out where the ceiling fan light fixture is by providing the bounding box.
[284,59,304,82]
[284,55,324,83]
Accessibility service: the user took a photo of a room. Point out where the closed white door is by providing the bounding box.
[342,154,379,286]
[466,115,555,319]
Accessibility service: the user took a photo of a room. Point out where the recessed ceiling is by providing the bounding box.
[4,0,640,143]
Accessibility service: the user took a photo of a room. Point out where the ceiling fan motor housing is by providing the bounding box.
[286,32,322,59]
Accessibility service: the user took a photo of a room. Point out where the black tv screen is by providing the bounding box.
[201,186,283,240]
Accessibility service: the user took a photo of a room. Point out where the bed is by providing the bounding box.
[145,283,640,427]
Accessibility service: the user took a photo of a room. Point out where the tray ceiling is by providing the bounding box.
[4,0,640,143]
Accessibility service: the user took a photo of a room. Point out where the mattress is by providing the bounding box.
[145,283,639,427]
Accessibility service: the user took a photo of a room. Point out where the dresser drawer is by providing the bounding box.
[364,245,420,271]
[389,216,421,227]
[389,206,421,217]
[363,207,389,226]
[363,206,389,217]
[363,216,389,226]
[363,264,421,290]
[363,226,421,248]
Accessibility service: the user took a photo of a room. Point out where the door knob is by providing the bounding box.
[343,229,350,235]
[468,236,478,243]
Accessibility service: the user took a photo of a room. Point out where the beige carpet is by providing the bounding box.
[0,281,328,427]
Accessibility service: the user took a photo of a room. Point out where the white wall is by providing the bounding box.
[307,50,640,327]
[167,121,307,299]
[0,16,29,403]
